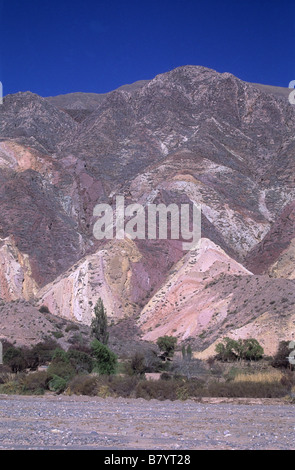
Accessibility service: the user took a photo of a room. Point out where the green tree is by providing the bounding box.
[215,337,238,362]
[67,349,94,373]
[157,336,177,358]
[186,344,192,361]
[51,348,69,363]
[91,298,109,345]
[22,347,39,370]
[47,349,75,382]
[31,339,59,364]
[3,347,26,373]
[91,339,117,375]
[242,338,264,361]
[215,337,264,362]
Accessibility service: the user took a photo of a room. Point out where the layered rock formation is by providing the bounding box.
[0,65,294,355]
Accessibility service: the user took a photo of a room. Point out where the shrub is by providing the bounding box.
[0,378,23,394]
[171,357,207,378]
[156,336,177,358]
[68,333,85,347]
[51,349,69,363]
[52,331,64,339]
[3,347,22,363]
[125,352,147,376]
[0,365,12,384]
[21,371,48,394]
[1,340,14,354]
[3,347,26,373]
[47,361,75,381]
[39,305,50,314]
[207,380,288,398]
[106,375,139,398]
[224,366,244,382]
[67,349,94,373]
[280,371,295,388]
[67,375,99,396]
[65,324,80,332]
[91,339,117,375]
[48,375,67,394]
[135,379,178,400]
[142,349,162,372]
[21,348,39,370]
[31,339,59,364]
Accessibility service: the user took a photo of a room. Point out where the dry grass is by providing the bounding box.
[233,370,283,383]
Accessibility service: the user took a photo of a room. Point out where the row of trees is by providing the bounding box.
[215,337,264,362]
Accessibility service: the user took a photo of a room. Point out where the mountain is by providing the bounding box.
[0,65,294,356]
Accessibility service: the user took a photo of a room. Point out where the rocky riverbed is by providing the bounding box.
[0,395,294,450]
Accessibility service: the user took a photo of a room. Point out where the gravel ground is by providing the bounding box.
[0,395,294,450]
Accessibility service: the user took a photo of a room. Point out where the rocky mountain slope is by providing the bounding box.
[0,65,294,355]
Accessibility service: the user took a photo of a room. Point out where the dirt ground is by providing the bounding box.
[0,394,294,450]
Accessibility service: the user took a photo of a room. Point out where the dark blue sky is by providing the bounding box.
[0,0,294,97]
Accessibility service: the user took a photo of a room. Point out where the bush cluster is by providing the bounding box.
[1,337,295,400]
[0,339,118,395]
[1,364,294,399]
[215,337,264,362]
[65,374,294,400]
[1,339,60,373]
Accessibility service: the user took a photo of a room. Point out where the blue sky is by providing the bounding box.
[0,0,294,96]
